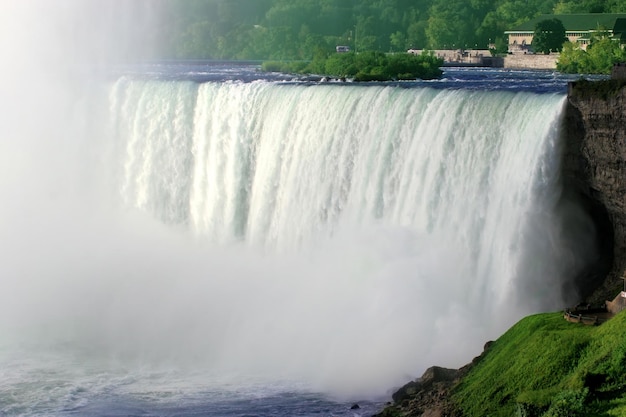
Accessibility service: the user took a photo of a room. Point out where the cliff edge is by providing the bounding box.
[563,79,626,303]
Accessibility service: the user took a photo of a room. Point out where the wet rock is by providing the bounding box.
[564,82,626,303]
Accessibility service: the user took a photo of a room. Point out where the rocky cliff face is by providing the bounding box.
[563,80,626,303]
[373,366,464,417]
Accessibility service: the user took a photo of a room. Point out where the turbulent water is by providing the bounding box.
[0,63,601,416]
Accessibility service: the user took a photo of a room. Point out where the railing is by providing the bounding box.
[563,309,610,325]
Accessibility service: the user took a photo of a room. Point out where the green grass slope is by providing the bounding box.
[452,310,626,417]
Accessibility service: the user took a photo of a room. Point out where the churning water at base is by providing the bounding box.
[0,73,598,416]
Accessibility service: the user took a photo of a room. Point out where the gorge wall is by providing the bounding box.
[563,80,626,304]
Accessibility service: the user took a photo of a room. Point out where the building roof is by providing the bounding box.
[505,13,626,33]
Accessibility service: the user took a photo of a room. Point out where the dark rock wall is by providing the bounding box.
[563,82,626,303]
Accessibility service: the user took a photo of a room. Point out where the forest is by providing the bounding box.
[155,0,626,60]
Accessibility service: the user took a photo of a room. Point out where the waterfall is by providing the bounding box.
[111,79,589,301]
[96,79,597,394]
[112,80,560,244]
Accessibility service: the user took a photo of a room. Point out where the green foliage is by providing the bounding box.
[543,389,588,417]
[161,0,626,60]
[516,388,588,417]
[554,0,608,13]
[324,52,360,77]
[262,51,443,81]
[556,41,589,73]
[261,61,285,72]
[586,37,626,73]
[390,31,407,52]
[532,18,567,54]
[558,37,626,74]
[452,311,626,417]
[261,60,308,73]
[161,0,563,59]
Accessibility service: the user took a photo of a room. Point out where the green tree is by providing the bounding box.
[606,0,626,12]
[556,41,589,72]
[390,31,407,51]
[406,20,429,49]
[425,0,475,48]
[532,18,567,54]
[553,0,606,13]
[557,37,626,74]
[586,37,626,72]
[163,0,575,60]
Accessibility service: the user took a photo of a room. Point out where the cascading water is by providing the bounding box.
[111,78,588,304]
[83,78,596,395]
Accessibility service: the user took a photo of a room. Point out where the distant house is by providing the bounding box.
[504,13,626,53]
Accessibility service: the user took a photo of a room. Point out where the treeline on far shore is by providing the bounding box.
[155,0,626,63]
[121,0,626,75]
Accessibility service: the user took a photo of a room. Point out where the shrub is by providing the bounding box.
[261,51,443,81]
[557,38,626,74]
[261,61,287,72]
[532,18,567,54]
[543,389,588,417]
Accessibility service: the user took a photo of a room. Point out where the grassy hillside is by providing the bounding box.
[452,310,626,416]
